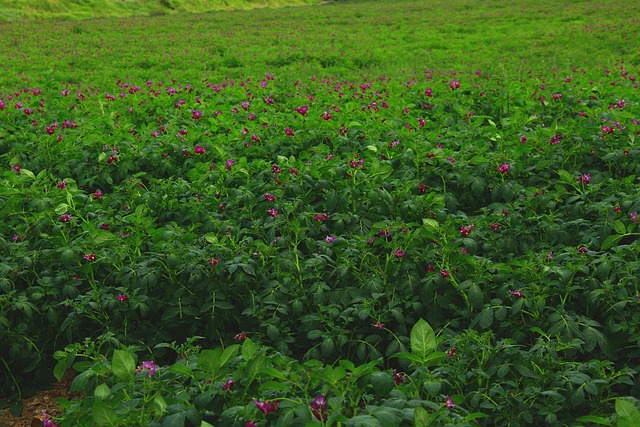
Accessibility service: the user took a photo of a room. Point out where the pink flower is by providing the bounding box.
[253,399,279,415]
[284,127,294,136]
[446,348,457,358]
[13,164,21,173]
[93,189,103,199]
[60,214,72,223]
[267,208,278,217]
[577,173,591,184]
[295,105,308,116]
[325,235,336,243]
[263,194,275,202]
[460,224,474,236]
[194,144,206,154]
[191,110,202,120]
[440,269,450,278]
[631,212,638,223]
[449,80,460,91]
[392,369,405,385]
[445,395,455,409]
[208,257,220,267]
[314,213,329,221]
[509,289,525,298]
[57,181,67,189]
[578,246,588,254]
[309,396,327,421]
[117,293,127,301]
[234,332,248,341]
[225,159,235,170]
[321,111,332,120]
[372,322,385,330]
[221,379,236,390]
[135,360,158,377]
[83,253,96,262]
[498,163,510,174]
[394,249,405,257]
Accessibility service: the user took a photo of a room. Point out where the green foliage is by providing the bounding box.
[1,0,640,425]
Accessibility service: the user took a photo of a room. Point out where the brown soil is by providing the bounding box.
[0,371,79,427]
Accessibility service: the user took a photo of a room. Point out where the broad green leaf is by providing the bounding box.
[614,220,627,235]
[414,406,433,427]
[204,232,218,244]
[575,415,611,425]
[219,344,240,368]
[410,318,436,360]
[465,412,490,421]
[198,349,221,372]
[601,234,623,250]
[616,399,640,427]
[390,351,422,363]
[92,401,117,426]
[241,338,258,361]
[478,309,494,329]
[55,203,69,215]
[422,218,440,233]
[111,350,135,380]
[94,383,110,401]
[154,393,167,417]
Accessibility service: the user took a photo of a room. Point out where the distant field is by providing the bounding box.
[0,0,320,21]
[0,0,639,89]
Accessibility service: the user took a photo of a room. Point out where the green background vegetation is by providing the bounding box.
[0,0,320,21]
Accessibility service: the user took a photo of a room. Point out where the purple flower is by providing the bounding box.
[191,110,202,120]
[245,422,257,427]
[13,164,21,173]
[577,173,591,184]
[135,360,158,377]
[446,348,457,358]
[225,159,235,171]
[284,127,294,136]
[578,246,588,254]
[498,163,510,174]
[263,193,275,202]
[57,181,67,189]
[372,322,385,330]
[83,253,96,262]
[314,213,329,222]
[309,395,327,421]
[509,289,525,298]
[392,369,405,385]
[208,257,220,267]
[59,214,72,223]
[460,224,475,236]
[222,379,236,390]
[40,410,59,427]
[194,144,206,155]
[235,332,248,341]
[325,235,336,243]
[117,293,127,302]
[440,269,450,278]
[394,249,405,258]
[93,189,103,199]
[253,399,279,415]
[445,395,455,409]
[267,208,278,217]
[295,105,308,116]
[632,212,638,223]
